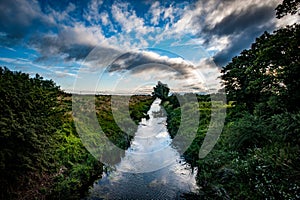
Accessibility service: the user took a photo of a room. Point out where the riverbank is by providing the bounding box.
[85,98,198,199]
[161,93,300,199]
[51,94,155,199]
[0,67,155,200]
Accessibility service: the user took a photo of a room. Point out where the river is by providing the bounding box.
[84,98,197,199]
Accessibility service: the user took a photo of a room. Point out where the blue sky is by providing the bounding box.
[0,0,298,94]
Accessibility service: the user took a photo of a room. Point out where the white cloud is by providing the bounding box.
[54,70,77,78]
[276,14,300,28]
[159,0,299,67]
[162,5,175,23]
[83,0,103,24]
[100,12,109,26]
[3,0,297,93]
[149,1,161,25]
[168,3,198,36]
[111,2,153,35]
[60,23,105,46]
[46,2,76,24]
[206,35,230,52]
[103,49,216,93]
[3,46,16,52]
[0,57,42,67]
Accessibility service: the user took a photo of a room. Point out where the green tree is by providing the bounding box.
[276,0,300,18]
[0,67,62,198]
[0,67,155,199]
[152,81,170,101]
[221,24,300,114]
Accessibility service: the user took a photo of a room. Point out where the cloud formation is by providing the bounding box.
[29,24,105,62]
[107,51,195,79]
[0,0,297,92]
[1,0,289,65]
[188,0,282,66]
[0,0,53,46]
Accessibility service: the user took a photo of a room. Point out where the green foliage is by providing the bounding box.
[50,143,102,200]
[51,94,153,198]
[129,95,154,123]
[276,0,300,18]
[221,24,300,114]
[227,144,300,199]
[166,104,300,199]
[95,95,154,150]
[0,67,154,199]
[0,67,62,199]
[162,94,213,166]
[226,114,269,153]
[152,81,170,100]
[164,7,300,197]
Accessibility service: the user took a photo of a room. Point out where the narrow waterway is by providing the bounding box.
[85,98,197,199]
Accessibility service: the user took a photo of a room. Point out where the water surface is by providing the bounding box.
[85,99,197,199]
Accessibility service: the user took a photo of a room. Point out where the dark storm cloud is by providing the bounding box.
[212,25,272,66]
[29,31,97,62]
[0,0,53,46]
[203,5,275,36]
[0,0,93,62]
[30,36,95,62]
[63,44,95,61]
[0,0,281,70]
[107,51,196,79]
[194,3,277,67]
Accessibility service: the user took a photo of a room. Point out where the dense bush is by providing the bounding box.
[0,67,63,199]
[0,67,154,199]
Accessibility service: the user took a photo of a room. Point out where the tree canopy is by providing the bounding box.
[0,67,63,198]
[276,0,300,18]
[152,81,170,101]
[221,24,300,114]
